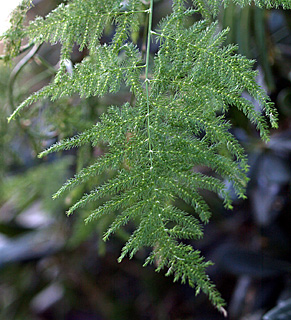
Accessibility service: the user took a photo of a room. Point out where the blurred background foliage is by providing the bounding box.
[0,0,290,319]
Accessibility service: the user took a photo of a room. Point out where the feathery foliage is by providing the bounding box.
[3,0,290,312]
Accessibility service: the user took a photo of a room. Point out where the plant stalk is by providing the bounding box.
[145,0,154,170]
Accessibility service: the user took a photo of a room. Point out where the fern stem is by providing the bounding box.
[113,9,150,15]
[145,0,154,170]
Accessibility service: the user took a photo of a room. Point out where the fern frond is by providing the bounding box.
[5,0,288,311]
[66,168,148,215]
[0,0,32,62]
[191,0,291,19]
[38,125,101,158]
[230,0,291,10]
[52,151,124,199]
[26,0,144,53]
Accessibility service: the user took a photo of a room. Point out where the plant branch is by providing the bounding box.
[145,0,154,170]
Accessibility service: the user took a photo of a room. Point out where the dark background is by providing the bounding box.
[0,1,290,319]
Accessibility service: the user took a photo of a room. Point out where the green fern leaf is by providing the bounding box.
[4,0,288,312]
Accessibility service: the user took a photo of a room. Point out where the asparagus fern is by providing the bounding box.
[3,0,290,312]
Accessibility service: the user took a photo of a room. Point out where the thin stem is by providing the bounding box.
[142,9,149,61]
[112,9,150,15]
[145,0,154,170]
[7,44,42,153]
[8,44,41,111]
